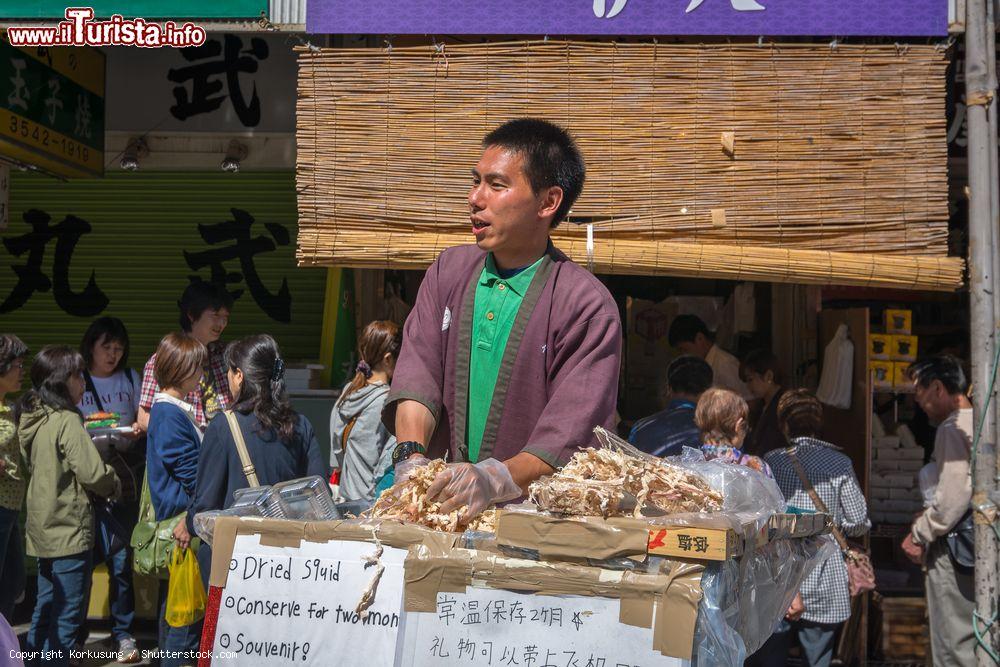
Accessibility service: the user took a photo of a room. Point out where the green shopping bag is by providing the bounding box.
[130,472,198,580]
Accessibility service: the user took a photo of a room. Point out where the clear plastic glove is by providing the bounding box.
[426,458,522,520]
[394,454,430,484]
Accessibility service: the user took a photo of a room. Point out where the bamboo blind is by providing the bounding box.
[296,40,962,290]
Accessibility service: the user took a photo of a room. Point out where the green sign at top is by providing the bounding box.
[0,42,104,150]
[1,1,266,19]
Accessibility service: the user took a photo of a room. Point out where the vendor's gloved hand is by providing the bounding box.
[426,458,522,521]
[394,454,430,484]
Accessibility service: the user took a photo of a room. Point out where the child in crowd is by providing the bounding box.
[695,388,772,476]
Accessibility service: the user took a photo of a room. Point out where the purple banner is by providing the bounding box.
[307,0,948,37]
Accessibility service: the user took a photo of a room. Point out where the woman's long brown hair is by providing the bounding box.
[338,320,402,404]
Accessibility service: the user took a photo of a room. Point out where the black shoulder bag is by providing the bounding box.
[946,510,975,571]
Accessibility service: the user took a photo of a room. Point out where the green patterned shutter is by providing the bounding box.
[0,170,326,366]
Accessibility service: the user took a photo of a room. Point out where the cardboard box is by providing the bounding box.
[880,499,923,514]
[869,334,893,361]
[898,424,918,449]
[871,461,899,475]
[891,335,918,362]
[872,435,902,448]
[494,510,829,564]
[876,446,924,461]
[889,487,922,501]
[872,511,915,524]
[870,361,894,390]
[893,361,914,390]
[896,459,925,472]
[874,447,904,461]
[870,487,893,501]
[870,473,916,489]
[884,309,913,335]
[209,516,705,662]
[496,510,741,562]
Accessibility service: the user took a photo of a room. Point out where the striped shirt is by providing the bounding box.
[764,437,871,624]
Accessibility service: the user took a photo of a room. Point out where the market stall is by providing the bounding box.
[289,8,966,666]
[192,431,832,666]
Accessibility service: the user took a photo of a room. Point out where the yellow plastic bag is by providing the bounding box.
[165,546,206,627]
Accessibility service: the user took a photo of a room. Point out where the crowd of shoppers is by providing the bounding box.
[0,280,332,666]
[632,316,876,667]
[0,289,975,667]
[629,315,975,667]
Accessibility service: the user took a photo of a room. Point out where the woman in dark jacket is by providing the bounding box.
[186,335,327,584]
[740,349,789,456]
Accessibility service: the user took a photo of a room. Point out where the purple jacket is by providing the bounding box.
[383,243,622,468]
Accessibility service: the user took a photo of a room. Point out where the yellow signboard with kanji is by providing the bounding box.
[0,40,104,178]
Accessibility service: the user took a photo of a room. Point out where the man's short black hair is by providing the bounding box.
[668,314,712,348]
[666,355,713,396]
[178,280,234,332]
[482,118,585,228]
[908,354,969,395]
[740,349,785,385]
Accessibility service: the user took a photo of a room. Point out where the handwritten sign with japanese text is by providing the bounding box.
[401,588,688,667]
[212,535,407,665]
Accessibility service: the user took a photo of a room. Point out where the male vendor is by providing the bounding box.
[382,119,622,519]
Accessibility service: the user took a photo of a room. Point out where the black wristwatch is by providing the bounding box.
[392,440,427,466]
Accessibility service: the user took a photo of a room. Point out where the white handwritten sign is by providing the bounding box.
[401,588,688,667]
[213,535,407,665]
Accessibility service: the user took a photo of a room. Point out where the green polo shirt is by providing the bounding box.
[466,253,543,462]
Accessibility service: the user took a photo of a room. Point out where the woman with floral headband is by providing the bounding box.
[330,320,402,502]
